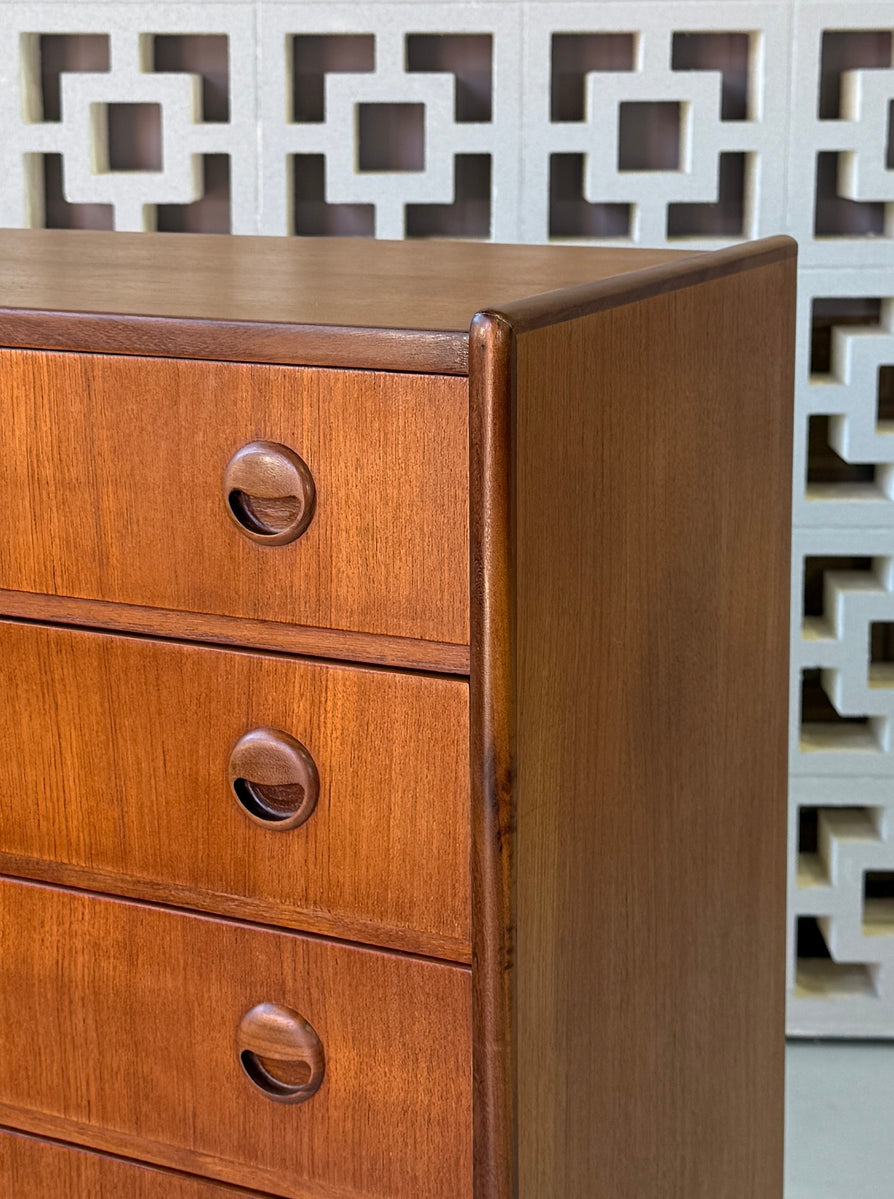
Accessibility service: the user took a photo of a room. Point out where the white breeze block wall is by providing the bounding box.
[0,0,893,1038]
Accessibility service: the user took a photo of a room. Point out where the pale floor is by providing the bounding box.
[785,1042,894,1199]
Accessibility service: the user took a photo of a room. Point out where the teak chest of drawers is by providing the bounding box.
[0,230,795,1199]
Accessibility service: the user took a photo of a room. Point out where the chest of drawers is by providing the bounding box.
[0,230,795,1198]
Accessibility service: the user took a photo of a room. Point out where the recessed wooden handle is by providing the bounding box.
[223,441,316,545]
[228,728,319,829]
[236,1003,325,1104]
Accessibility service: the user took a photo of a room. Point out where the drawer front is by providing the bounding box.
[0,879,472,1199]
[0,1130,266,1198]
[0,621,470,960]
[0,350,469,646]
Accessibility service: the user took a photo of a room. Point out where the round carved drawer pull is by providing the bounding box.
[237,1003,325,1104]
[228,728,320,830]
[223,440,316,545]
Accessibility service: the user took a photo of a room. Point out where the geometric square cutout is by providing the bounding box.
[357,103,424,172]
[618,101,680,170]
[107,103,162,171]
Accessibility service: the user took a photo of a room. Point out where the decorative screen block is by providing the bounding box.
[791,4,894,268]
[258,4,521,240]
[0,3,258,233]
[794,273,894,530]
[520,3,791,246]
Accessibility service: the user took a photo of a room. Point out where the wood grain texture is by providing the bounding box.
[0,621,470,961]
[0,1129,271,1198]
[511,255,796,1197]
[0,592,470,673]
[0,229,692,374]
[0,351,469,646]
[0,878,472,1199]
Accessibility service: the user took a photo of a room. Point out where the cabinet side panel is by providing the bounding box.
[515,260,795,1198]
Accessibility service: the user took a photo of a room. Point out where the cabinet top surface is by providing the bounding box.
[0,228,698,373]
[0,230,795,374]
[0,229,691,329]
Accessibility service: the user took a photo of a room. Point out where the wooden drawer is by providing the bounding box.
[0,1130,268,1197]
[0,350,469,647]
[0,879,472,1199]
[0,620,470,960]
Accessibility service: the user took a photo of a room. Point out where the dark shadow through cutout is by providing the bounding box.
[548,153,630,238]
[865,871,894,900]
[293,154,374,236]
[153,34,230,123]
[802,555,874,618]
[42,152,113,230]
[864,871,894,936]
[406,34,493,123]
[798,807,820,855]
[292,34,375,123]
[357,103,424,172]
[800,806,880,854]
[667,152,747,238]
[879,366,894,422]
[869,622,894,690]
[550,33,635,122]
[814,152,886,237]
[806,415,876,488]
[800,668,871,730]
[618,102,680,171]
[671,31,751,120]
[797,915,832,960]
[406,154,491,238]
[810,298,883,374]
[107,103,162,172]
[819,30,892,119]
[871,622,894,664]
[38,33,110,122]
[799,807,884,903]
[156,154,231,234]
